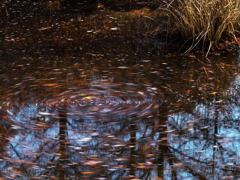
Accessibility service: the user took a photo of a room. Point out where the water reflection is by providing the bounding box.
[0,67,164,179]
[0,1,240,179]
[166,57,240,179]
[0,53,239,179]
[168,103,240,179]
[1,99,162,179]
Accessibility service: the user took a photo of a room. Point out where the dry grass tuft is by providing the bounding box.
[164,0,240,54]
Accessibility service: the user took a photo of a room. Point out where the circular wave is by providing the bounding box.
[1,82,164,121]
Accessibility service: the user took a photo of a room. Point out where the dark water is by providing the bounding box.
[0,1,240,179]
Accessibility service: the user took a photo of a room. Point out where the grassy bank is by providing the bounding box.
[163,0,240,54]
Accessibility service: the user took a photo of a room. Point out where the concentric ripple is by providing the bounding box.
[1,82,164,121]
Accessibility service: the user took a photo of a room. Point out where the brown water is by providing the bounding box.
[0,1,240,179]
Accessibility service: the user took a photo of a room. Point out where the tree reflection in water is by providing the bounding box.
[167,75,240,179]
[0,103,161,179]
[1,87,239,179]
[0,57,239,179]
[0,1,239,178]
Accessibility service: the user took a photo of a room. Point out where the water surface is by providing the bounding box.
[0,1,240,179]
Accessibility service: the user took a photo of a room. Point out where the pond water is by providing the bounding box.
[0,1,240,179]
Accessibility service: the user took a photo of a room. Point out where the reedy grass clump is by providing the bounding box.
[164,0,240,54]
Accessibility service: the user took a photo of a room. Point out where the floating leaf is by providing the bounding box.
[172,163,183,167]
[38,27,53,30]
[83,160,102,166]
[82,172,94,175]
[78,93,87,96]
